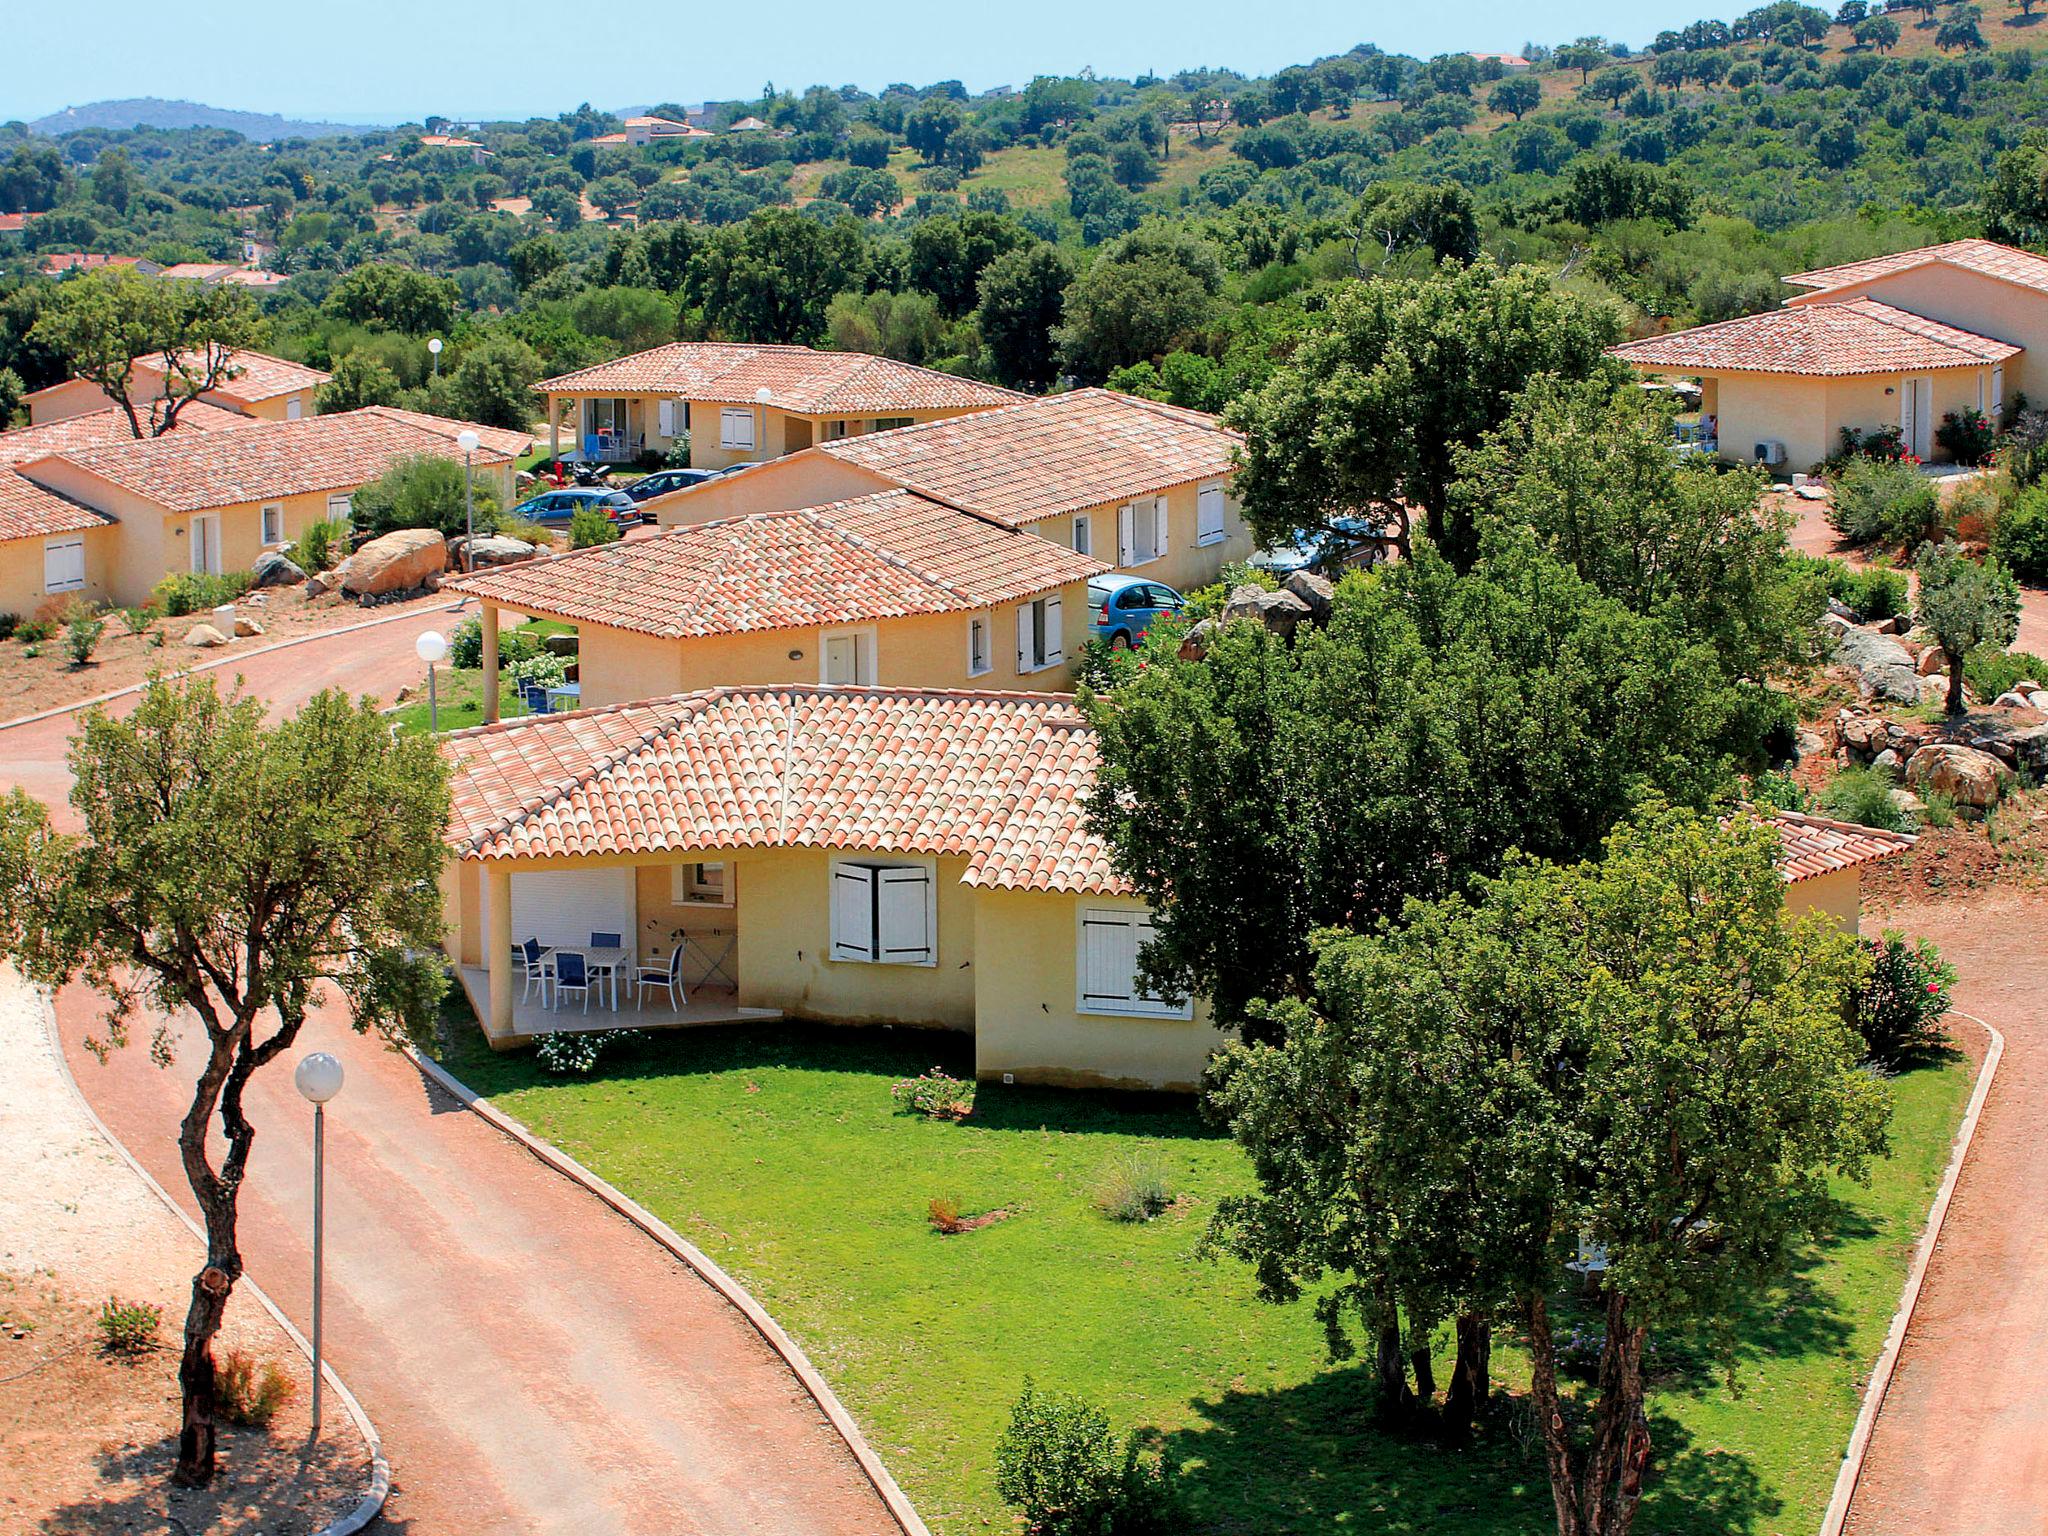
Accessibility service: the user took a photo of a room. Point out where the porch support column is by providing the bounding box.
[485,862,514,1039]
[481,602,501,724]
[548,396,559,461]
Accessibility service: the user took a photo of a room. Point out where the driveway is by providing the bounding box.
[1844,889,2048,1534]
[7,611,900,1534]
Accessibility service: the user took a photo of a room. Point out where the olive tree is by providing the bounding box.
[0,679,451,1487]
[1915,540,2020,713]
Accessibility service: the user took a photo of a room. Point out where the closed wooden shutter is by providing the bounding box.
[831,865,876,961]
[43,537,85,594]
[876,867,934,964]
[1043,595,1063,665]
[1197,484,1225,544]
[1152,496,1169,561]
[1080,911,1141,1009]
[1117,503,1135,565]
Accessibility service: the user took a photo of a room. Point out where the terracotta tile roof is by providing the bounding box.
[38,253,141,274]
[441,686,1127,894]
[1783,238,2048,297]
[32,407,516,513]
[447,490,1105,636]
[0,401,252,468]
[587,133,630,145]
[810,388,1240,527]
[1608,299,2021,377]
[355,404,533,458]
[0,470,112,544]
[1764,809,1914,884]
[0,212,35,233]
[133,348,330,404]
[156,262,243,282]
[534,342,1025,414]
[420,134,487,150]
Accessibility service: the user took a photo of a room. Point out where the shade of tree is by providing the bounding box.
[29,268,259,439]
[1489,76,1543,119]
[0,679,450,1486]
[1204,805,1887,1535]
[975,242,1072,390]
[1082,541,1748,1025]
[1915,540,2020,713]
[1226,262,1620,565]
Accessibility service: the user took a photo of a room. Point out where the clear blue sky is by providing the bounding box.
[14,0,1716,124]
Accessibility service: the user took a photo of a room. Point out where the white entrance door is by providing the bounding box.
[822,633,867,685]
[189,514,222,575]
[1901,376,1933,458]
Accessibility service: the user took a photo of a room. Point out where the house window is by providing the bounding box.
[1016,594,1063,673]
[822,419,849,442]
[43,536,85,595]
[286,396,304,421]
[1072,515,1092,557]
[821,625,877,685]
[326,493,353,530]
[830,860,936,966]
[872,416,913,432]
[1118,497,1167,567]
[719,407,756,451]
[1078,908,1191,1018]
[261,502,285,545]
[657,398,680,437]
[672,861,731,905]
[1196,482,1227,546]
[968,612,993,677]
[1993,365,2006,419]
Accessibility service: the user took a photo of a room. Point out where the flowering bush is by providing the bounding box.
[535,1028,633,1074]
[1851,931,1955,1065]
[890,1066,976,1120]
[1936,408,1996,468]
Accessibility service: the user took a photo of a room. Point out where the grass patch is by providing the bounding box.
[388,670,521,735]
[432,1006,1971,1535]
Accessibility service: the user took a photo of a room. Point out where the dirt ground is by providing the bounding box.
[0,968,368,1536]
[0,585,457,724]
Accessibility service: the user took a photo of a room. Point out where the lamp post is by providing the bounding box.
[457,428,480,573]
[294,1051,345,1439]
[427,336,443,379]
[416,628,448,733]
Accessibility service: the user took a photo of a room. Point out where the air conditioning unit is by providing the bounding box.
[1753,440,1788,467]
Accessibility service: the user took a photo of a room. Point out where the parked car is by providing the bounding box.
[507,488,638,527]
[1251,516,1387,577]
[622,466,727,507]
[1089,576,1184,649]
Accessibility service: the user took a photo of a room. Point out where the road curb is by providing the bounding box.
[0,598,466,735]
[39,993,391,1536]
[1820,1009,2005,1536]
[405,1045,932,1536]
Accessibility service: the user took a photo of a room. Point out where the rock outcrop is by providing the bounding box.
[341,529,448,598]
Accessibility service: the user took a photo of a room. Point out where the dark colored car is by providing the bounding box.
[1251,516,1387,576]
[508,488,638,527]
[1089,575,1185,649]
[622,466,728,505]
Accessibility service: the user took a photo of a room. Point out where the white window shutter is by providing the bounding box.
[1017,603,1033,671]
[831,865,876,961]
[658,399,676,436]
[876,868,934,964]
[1118,503,1134,565]
[1044,596,1063,665]
[1153,497,1168,560]
[1081,912,1138,1007]
[44,537,85,594]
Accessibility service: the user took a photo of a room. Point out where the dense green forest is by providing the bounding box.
[7,0,2048,428]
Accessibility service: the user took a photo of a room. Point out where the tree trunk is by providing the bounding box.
[1524,1294,1584,1536]
[1579,1290,1651,1536]
[173,1264,233,1485]
[1374,1317,1416,1418]
[1444,1313,1492,1430]
[1945,648,1966,715]
[1410,1339,1437,1404]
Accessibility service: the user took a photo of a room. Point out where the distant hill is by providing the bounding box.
[27,98,379,140]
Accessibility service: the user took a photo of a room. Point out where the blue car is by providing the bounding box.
[1251,515,1385,577]
[508,488,638,527]
[622,466,728,505]
[1089,575,1184,649]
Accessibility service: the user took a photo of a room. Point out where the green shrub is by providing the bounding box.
[15,616,55,644]
[1094,1150,1174,1222]
[96,1297,162,1354]
[498,517,556,547]
[217,1349,296,1428]
[1935,407,1995,466]
[1819,765,1910,832]
[120,605,155,634]
[1793,554,1913,622]
[890,1067,976,1120]
[535,1028,632,1074]
[64,607,105,666]
[292,516,348,573]
[0,613,18,642]
[994,1380,1179,1536]
[353,452,500,538]
[1828,458,1941,549]
[1963,646,2048,702]
[1920,789,1957,829]
[1747,770,1810,813]
[1991,483,2048,583]
[152,570,252,617]
[1851,931,1954,1065]
[448,615,548,671]
[569,506,621,549]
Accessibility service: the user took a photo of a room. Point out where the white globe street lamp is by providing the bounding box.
[294,1051,344,1437]
[457,428,481,573]
[427,336,443,379]
[416,628,448,734]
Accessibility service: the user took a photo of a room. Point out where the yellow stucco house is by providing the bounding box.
[436,688,1913,1089]
[1610,238,2048,473]
[651,387,1255,594]
[4,406,527,610]
[445,488,1107,714]
[24,348,332,427]
[534,341,1025,468]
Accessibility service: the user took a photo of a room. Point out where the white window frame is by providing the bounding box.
[1117,496,1168,568]
[967,611,993,678]
[672,860,732,906]
[1076,906,1191,1019]
[1072,514,1092,557]
[829,857,937,966]
[1196,480,1227,546]
[819,624,878,686]
[43,535,85,595]
[190,513,222,575]
[719,406,757,451]
[1015,594,1064,674]
[261,502,285,546]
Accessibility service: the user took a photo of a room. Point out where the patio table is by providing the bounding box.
[545,682,582,713]
[548,945,630,1010]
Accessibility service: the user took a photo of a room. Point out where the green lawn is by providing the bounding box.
[433,1010,1970,1535]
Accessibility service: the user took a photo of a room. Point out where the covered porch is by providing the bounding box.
[453,964,778,1049]
[543,391,684,464]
